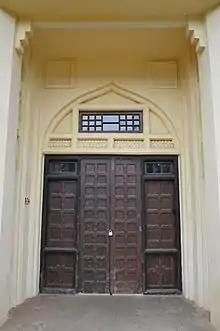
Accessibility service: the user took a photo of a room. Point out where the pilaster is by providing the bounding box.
[196,6,220,330]
[0,10,32,326]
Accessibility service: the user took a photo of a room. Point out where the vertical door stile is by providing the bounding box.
[109,157,115,294]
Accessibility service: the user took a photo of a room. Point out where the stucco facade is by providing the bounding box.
[0,3,220,330]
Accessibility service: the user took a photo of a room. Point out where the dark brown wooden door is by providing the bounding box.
[80,157,142,294]
[143,158,181,294]
[40,159,79,293]
[111,158,142,294]
[80,159,111,293]
[41,155,181,295]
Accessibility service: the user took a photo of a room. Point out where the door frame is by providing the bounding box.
[40,154,182,294]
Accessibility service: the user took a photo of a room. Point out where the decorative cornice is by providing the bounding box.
[33,21,185,30]
[187,21,206,54]
[15,21,33,55]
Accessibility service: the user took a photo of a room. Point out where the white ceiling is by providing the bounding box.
[0,0,219,21]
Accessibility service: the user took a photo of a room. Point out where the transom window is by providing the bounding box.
[144,162,174,175]
[79,111,143,133]
[49,161,77,174]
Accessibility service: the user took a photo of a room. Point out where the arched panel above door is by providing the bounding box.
[43,83,179,154]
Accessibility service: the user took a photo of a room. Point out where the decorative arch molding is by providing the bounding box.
[43,83,180,154]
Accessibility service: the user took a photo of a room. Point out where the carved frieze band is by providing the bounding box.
[49,138,72,148]
[150,139,174,149]
[47,137,175,150]
[114,139,145,149]
[77,139,108,149]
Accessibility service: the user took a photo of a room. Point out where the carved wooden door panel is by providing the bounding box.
[80,159,111,293]
[110,158,142,294]
[143,158,181,294]
[80,157,142,294]
[40,158,78,293]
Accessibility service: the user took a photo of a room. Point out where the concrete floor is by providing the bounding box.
[0,295,216,331]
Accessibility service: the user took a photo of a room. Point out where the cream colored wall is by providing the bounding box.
[12,26,208,324]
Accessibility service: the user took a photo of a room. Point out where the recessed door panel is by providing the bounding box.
[143,158,181,294]
[40,158,78,293]
[80,159,111,293]
[110,158,142,294]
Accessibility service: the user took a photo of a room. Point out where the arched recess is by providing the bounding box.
[43,83,180,154]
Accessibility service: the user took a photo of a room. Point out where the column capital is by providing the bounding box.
[15,21,33,55]
[186,21,206,55]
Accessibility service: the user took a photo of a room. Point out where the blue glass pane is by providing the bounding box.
[103,115,119,122]
[120,126,126,131]
[103,123,119,131]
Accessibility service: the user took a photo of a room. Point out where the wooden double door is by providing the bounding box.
[40,156,181,294]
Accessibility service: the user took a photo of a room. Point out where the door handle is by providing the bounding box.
[108,230,113,237]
